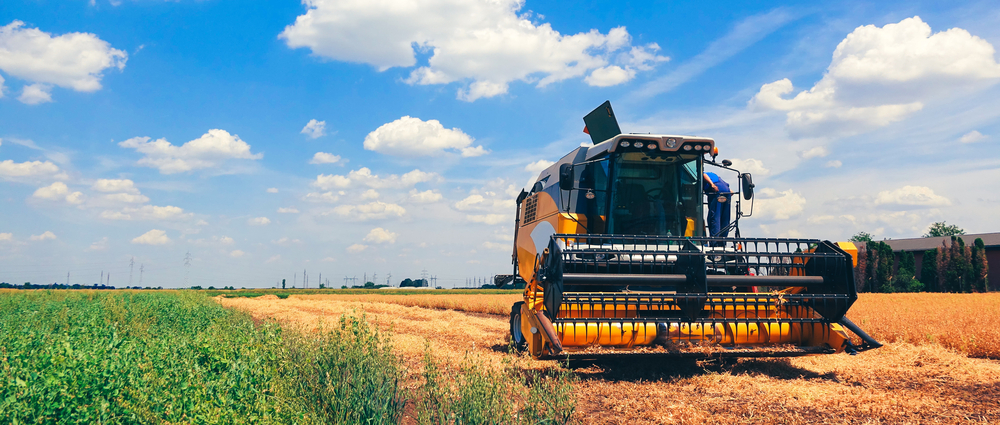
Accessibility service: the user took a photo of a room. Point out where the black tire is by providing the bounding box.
[509,301,527,351]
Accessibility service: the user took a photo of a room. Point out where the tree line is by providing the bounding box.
[852,222,990,293]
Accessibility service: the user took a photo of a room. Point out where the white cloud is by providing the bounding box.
[248,217,271,226]
[131,229,169,245]
[750,17,1000,138]
[92,179,139,193]
[727,158,770,176]
[363,116,486,157]
[0,233,12,241]
[753,188,806,220]
[230,250,245,258]
[101,193,149,204]
[454,194,486,211]
[99,205,191,221]
[309,152,341,164]
[0,21,127,98]
[280,1,666,101]
[118,129,262,174]
[29,231,56,241]
[313,167,435,190]
[958,130,988,144]
[321,257,336,263]
[218,236,234,245]
[266,187,279,193]
[18,83,52,105]
[408,189,442,203]
[364,227,397,244]
[482,241,509,251]
[32,182,83,204]
[584,65,636,87]
[0,74,4,98]
[265,255,282,264]
[328,201,406,221]
[301,119,327,139]
[272,237,301,246]
[525,160,555,174]
[825,160,842,168]
[361,189,379,199]
[346,243,367,253]
[277,207,300,214]
[799,146,828,159]
[304,191,340,203]
[0,159,60,179]
[874,185,951,208]
[85,236,109,251]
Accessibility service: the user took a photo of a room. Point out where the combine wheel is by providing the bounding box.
[509,301,527,351]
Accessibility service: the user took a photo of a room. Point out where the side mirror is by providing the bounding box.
[741,173,754,200]
[559,163,574,191]
[721,159,733,167]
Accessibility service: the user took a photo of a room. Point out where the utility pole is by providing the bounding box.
[107,273,110,286]
[129,257,134,286]
[318,272,322,288]
[373,273,377,286]
[139,265,144,286]
[100,270,103,285]
[66,271,70,286]
[386,272,391,286]
[303,269,307,289]
[294,272,296,288]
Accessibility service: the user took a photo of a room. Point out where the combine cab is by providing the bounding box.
[508,102,881,359]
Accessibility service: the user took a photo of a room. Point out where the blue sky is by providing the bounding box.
[1,0,999,288]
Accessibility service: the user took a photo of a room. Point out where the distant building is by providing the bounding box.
[883,232,999,290]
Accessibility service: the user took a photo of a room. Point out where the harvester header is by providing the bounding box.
[506,101,881,359]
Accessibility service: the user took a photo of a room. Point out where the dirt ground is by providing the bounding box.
[219,295,1000,424]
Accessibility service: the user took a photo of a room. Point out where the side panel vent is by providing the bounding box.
[523,194,538,223]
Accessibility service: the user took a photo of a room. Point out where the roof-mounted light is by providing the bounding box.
[666,138,677,148]
[620,141,630,148]
[683,145,692,151]
[633,141,644,149]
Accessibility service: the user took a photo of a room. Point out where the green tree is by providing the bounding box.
[282,278,286,289]
[865,241,895,292]
[849,232,874,243]
[971,238,989,292]
[923,221,965,237]
[919,249,937,291]
[893,251,922,292]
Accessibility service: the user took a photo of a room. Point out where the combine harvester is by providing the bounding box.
[508,102,882,359]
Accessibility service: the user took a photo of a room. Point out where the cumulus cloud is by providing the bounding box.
[752,188,806,220]
[277,207,300,214]
[309,152,341,164]
[29,231,56,241]
[328,201,406,221]
[313,167,434,190]
[0,233,13,242]
[265,255,282,264]
[272,237,301,246]
[958,130,988,144]
[825,160,843,168]
[364,227,397,244]
[92,179,139,193]
[408,189,442,203]
[363,116,486,157]
[85,236,109,251]
[100,193,149,204]
[230,250,245,258]
[132,229,169,245]
[346,244,367,253]
[750,17,1000,138]
[248,217,271,226]
[279,1,666,101]
[466,214,509,225]
[301,119,327,139]
[0,159,60,180]
[584,65,636,87]
[18,83,52,105]
[874,185,950,208]
[525,160,555,174]
[799,146,828,159]
[0,21,127,100]
[361,189,379,199]
[267,187,279,193]
[118,129,262,174]
[728,158,770,176]
[482,241,509,251]
[32,182,83,204]
[99,205,191,221]
[304,191,340,203]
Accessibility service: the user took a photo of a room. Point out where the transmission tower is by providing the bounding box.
[139,264,144,286]
[129,257,135,286]
[183,252,192,287]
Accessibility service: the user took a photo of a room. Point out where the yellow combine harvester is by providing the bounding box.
[507,102,882,359]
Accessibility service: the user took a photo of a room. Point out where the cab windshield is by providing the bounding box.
[607,151,703,236]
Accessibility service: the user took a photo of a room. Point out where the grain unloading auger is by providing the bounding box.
[507,102,882,359]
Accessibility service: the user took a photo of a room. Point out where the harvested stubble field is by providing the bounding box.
[221,292,1000,424]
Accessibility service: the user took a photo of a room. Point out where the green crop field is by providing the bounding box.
[0,290,404,424]
[0,290,576,424]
